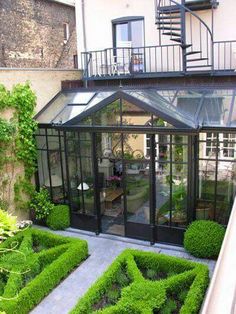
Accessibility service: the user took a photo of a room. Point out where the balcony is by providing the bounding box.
[82,41,236,81]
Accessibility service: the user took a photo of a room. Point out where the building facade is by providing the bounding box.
[0,0,77,68]
[35,0,236,245]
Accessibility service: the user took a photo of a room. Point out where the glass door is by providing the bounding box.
[97,133,125,236]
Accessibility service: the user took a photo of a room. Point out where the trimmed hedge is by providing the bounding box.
[0,228,88,314]
[184,220,225,259]
[46,205,70,230]
[71,249,209,314]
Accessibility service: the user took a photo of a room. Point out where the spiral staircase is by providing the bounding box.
[156,0,217,73]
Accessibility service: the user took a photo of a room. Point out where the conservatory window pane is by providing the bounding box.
[156,162,170,225]
[52,105,87,124]
[216,161,236,225]
[122,100,151,126]
[68,92,95,105]
[36,92,78,124]
[199,90,234,127]
[124,90,195,128]
[126,162,150,225]
[93,101,121,126]
[171,164,188,227]
[196,159,216,220]
[96,133,122,159]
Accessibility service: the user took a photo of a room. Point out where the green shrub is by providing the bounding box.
[107,289,120,305]
[160,299,177,314]
[146,268,156,280]
[0,209,18,242]
[71,249,209,314]
[0,228,88,314]
[30,188,54,220]
[184,220,225,259]
[46,205,70,230]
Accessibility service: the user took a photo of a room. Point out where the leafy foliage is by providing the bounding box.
[0,228,88,314]
[30,188,54,220]
[184,220,225,259]
[0,83,37,210]
[46,205,70,230]
[0,209,18,242]
[71,249,209,314]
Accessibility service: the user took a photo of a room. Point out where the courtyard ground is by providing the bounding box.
[31,226,215,314]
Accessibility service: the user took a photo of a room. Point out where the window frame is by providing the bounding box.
[112,16,145,48]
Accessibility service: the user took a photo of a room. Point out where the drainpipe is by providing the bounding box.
[81,0,87,53]
[82,0,88,88]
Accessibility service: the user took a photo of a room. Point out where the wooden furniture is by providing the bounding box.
[104,188,123,209]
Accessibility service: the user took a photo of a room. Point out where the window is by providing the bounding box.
[63,23,70,43]
[113,17,144,48]
[205,132,236,159]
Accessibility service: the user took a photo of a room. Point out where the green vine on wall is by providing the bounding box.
[0,83,37,211]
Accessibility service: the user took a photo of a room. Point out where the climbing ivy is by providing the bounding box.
[0,83,37,211]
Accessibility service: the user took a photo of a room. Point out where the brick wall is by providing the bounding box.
[0,0,77,69]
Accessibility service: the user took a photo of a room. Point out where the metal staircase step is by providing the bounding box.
[157,15,181,20]
[159,6,181,14]
[157,21,181,25]
[170,38,182,43]
[163,32,181,37]
[158,26,181,31]
[187,58,209,62]
[182,44,192,49]
[184,51,201,56]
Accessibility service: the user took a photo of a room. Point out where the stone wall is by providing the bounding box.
[0,0,77,69]
[0,68,82,113]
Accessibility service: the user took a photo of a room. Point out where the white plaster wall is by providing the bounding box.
[75,0,236,69]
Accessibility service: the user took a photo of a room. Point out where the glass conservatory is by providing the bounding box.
[35,87,236,245]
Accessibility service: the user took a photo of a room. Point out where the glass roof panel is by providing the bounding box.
[52,105,87,124]
[198,90,235,127]
[68,92,96,105]
[36,92,78,124]
[124,90,196,128]
[36,88,236,130]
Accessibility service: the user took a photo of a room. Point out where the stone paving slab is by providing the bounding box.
[31,227,215,314]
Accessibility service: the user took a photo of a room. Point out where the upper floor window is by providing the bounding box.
[63,23,70,43]
[112,17,144,48]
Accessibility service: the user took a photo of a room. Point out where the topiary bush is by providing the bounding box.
[46,205,70,230]
[184,220,225,259]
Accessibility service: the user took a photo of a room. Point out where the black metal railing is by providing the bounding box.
[213,40,236,72]
[82,45,182,78]
[81,40,236,79]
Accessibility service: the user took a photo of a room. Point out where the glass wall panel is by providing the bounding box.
[156,134,188,227]
[156,162,170,225]
[197,132,236,224]
[93,101,121,126]
[66,132,94,215]
[122,100,151,126]
[126,162,150,224]
[172,164,188,227]
[36,128,66,204]
[96,133,124,236]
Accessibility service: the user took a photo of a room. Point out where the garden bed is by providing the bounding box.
[71,249,209,314]
[0,228,88,314]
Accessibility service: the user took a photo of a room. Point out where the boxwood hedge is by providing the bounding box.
[184,220,225,259]
[0,228,88,314]
[71,249,209,314]
[46,205,70,230]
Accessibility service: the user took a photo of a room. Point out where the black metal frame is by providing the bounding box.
[34,85,236,245]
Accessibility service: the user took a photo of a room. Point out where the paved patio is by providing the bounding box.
[31,227,216,314]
